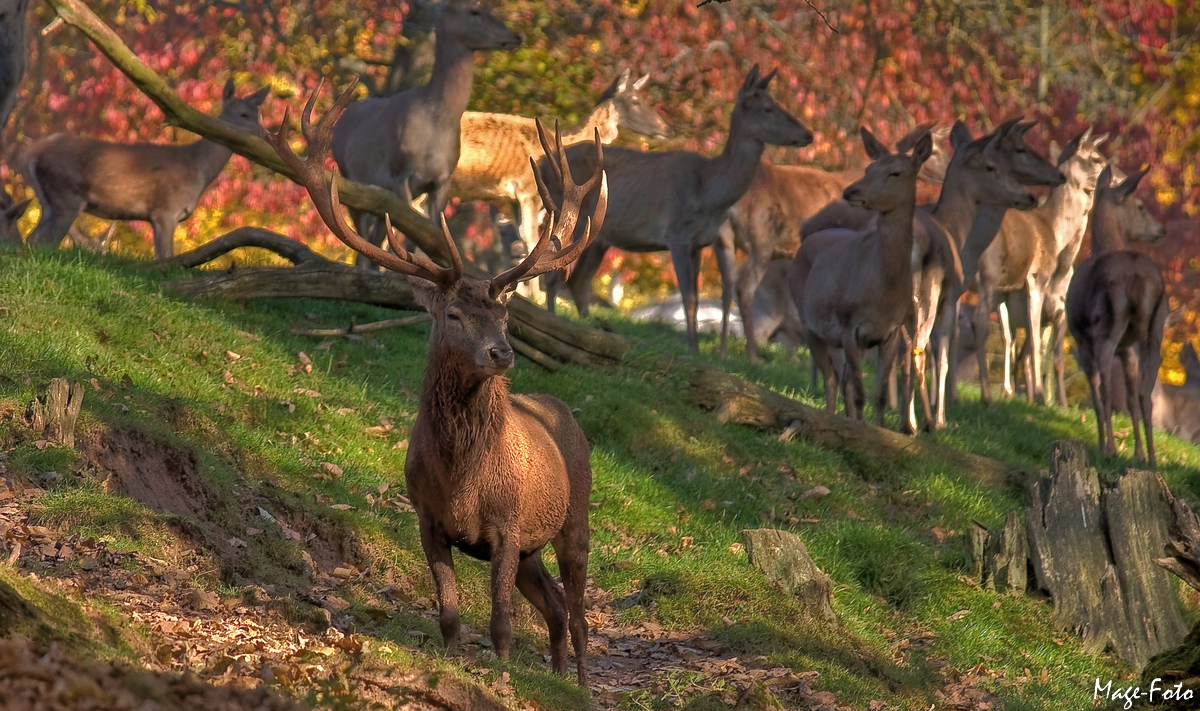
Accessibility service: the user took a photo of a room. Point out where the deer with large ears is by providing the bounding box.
[332,0,520,268]
[1067,165,1167,466]
[790,127,933,424]
[18,79,269,258]
[265,82,607,686]
[545,64,813,353]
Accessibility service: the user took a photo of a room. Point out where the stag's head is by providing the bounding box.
[1094,165,1165,243]
[600,69,672,139]
[1052,126,1109,196]
[733,65,813,149]
[217,79,270,132]
[264,81,606,381]
[841,126,932,212]
[441,0,521,52]
[945,120,1040,211]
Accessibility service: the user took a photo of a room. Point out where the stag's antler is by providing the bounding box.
[489,120,608,297]
[261,79,463,286]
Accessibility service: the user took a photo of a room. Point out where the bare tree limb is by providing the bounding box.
[291,313,431,337]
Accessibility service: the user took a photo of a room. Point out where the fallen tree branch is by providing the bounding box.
[291,313,431,337]
[45,0,631,369]
[683,363,1020,487]
[159,227,325,269]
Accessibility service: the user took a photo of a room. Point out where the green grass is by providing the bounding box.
[2,245,1196,709]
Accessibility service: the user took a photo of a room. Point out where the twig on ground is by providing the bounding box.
[291,313,432,337]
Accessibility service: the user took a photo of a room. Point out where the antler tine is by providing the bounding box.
[489,125,607,296]
[262,81,454,285]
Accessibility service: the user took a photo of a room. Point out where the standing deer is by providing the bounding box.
[17,79,269,258]
[1067,165,1166,465]
[545,65,813,353]
[720,124,952,362]
[332,0,520,268]
[1111,342,1200,443]
[266,84,606,685]
[451,68,671,287]
[0,0,28,134]
[789,128,933,424]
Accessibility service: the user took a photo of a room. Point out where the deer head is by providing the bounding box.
[441,0,521,52]
[733,65,813,148]
[841,126,932,211]
[946,121,1041,211]
[598,69,672,139]
[217,79,270,132]
[1094,165,1165,244]
[1052,126,1109,196]
[264,81,606,381]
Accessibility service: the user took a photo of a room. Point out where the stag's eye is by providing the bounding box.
[447,310,463,321]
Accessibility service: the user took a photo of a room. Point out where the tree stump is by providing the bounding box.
[29,379,83,448]
[741,529,834,621]
[1026,440,1187,668]
[971,511,1028,595]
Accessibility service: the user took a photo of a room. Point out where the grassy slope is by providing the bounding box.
[1,246,1197,710]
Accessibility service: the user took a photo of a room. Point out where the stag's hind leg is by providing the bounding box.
[553,515,591,685]
[515,551,569,676]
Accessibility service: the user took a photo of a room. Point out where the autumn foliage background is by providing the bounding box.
[4,0,1199,351]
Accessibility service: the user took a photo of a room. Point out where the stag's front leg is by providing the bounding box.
[488,532,521,659]
[418,522,461,652]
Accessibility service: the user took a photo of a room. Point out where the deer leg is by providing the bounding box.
[566,242,608,317]
[515,551,568,676]
[842,336,866,421]
[1025,287,1047,404]
[713,233,736,358]
[945,292,962,405]
[1120,349,1145,462]
[554,519,590,686]
[516,196,545,303]
[1143,302,1167,468]
[736,248,768,364]
[27,196,82,248]
[809,336,838,414]
[900,327,918,435]
[150,216,179,261]
[418,523,461,652]
[350,207,382,271]
[1094,337,1121,458]
[875,330,902,429]
[488,534,521,660]
[668,242,702,353]
[998,302,1016,400]
[975,292,996,405]
[1052,310,1069,407]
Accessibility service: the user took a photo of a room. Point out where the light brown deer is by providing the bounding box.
[976,128,1109,405]
[789,128,933,424]
[451,68,670,288]
[17,79,269,258]
[1067,165,1167,465]
[265,83,606,685]
[545,65,813,353]
[711,124,951,362]
[332,0,520,268]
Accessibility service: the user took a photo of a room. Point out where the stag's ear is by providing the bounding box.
[949,120,972,151]
[250,86,270,106]
[910,131,933,167]
[1110,167,1149,203]
[223,78,236,100]
[633,73,650,91]
[756,68,778,90]
[860,126,888,160]
[406,276,441,310]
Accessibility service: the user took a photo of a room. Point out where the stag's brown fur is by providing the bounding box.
[1067,165,1167,465]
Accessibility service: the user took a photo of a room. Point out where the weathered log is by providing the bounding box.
[166,262,421,310]
[158,228,325,269]
[29,378,84,448]
[968,522,988,582]
[684,363,1020,486]
[1152,488,1200,594]
[1026,440,1187,668]
[982,511,1027,595]
[46,0,631,369]
[741,529,834,620]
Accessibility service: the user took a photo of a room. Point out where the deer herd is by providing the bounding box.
[0,0,1189,686]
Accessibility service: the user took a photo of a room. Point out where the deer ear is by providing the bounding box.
[949,120,972,151]
[405,276,441,310]
[250,86,270,106]
[1096,165,1115,194]
[616,68,631,93]
[633,73,650,91]
[860,126,888,160]
[1091,132,1109,148]
[742,64,761,94]
[756,68,778,90]
[1057,130,1084,166]
[910,132,933,166]
[223,78,236,100]
[1111,167,1149,202]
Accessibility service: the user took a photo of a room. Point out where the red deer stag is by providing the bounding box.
[1066,165,1166,465]
[545,65,813,353]
[18,79,269,258]
[452,68,670,298]
[332,0,520,268]
[266,83,606,685]
[789,128,933,424]
[720,124,951,362]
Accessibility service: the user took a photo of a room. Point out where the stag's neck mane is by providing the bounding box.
[419,349,510,467]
